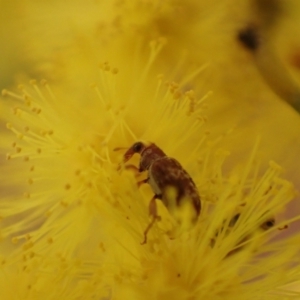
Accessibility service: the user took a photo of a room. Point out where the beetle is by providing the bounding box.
[115,141,201,244]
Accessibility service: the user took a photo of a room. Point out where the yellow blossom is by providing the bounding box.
[0,48,300,299]
[1,0,300,299]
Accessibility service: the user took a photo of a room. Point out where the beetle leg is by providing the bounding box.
[124,164,140,173]
[117,163,140,172]
[137,178,148,187]
[141,195,161,245]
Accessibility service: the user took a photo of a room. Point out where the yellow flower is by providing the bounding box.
[1,42,300,299]
[1,0,300,299]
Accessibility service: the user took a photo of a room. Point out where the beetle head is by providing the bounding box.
[123,141,146,163]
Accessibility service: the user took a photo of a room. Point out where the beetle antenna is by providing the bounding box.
[113,146,128,151]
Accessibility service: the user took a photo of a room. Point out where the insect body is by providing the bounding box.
[116,141,201,244]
